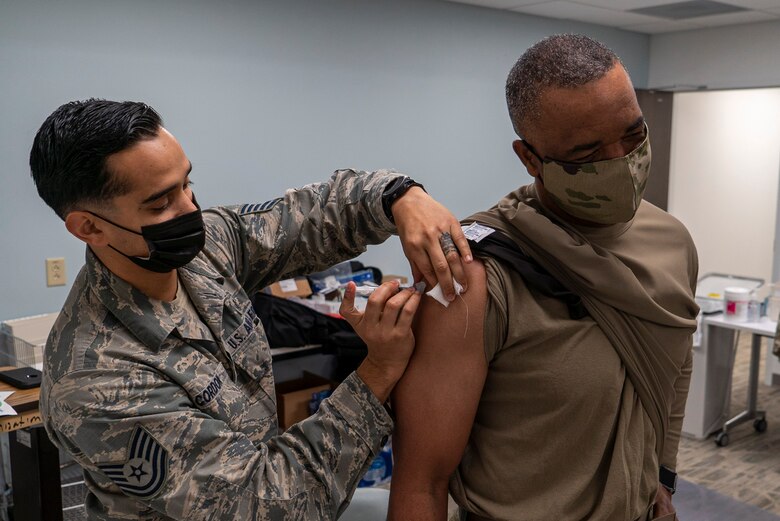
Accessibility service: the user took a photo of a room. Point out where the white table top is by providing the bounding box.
[703,313,778,337]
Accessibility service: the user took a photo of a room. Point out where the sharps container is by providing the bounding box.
[723,287,750,322]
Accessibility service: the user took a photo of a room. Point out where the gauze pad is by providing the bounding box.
[425,280,464,308]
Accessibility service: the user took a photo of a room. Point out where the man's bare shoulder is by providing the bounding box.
[412,259,488,353]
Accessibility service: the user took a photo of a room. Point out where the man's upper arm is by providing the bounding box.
[661,341,693,470]
[663,224,698,469]
[391,260,489,496]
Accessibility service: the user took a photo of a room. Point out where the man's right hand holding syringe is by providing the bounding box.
[339,281,423,403]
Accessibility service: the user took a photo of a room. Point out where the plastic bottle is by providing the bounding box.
[358,440,393,487]
[308,390,333,415]
[724,287,750,322]
[747,294,760,322]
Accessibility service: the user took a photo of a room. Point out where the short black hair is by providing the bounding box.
[30,99,163,219]
[506,34,621,137]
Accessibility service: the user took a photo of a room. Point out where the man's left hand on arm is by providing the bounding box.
[391,186,472,301]
[653,483,677,520]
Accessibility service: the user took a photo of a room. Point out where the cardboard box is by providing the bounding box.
[275,371,334,429]
[267,277,312,298]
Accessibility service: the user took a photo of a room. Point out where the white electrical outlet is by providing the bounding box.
[46,257,66,287]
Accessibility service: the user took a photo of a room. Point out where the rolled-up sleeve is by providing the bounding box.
[205,169,403,296]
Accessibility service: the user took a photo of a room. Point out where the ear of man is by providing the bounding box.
[65,211,110,247]
[513,140,541,179]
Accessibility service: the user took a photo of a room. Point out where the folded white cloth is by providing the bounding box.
[425,280,464,308]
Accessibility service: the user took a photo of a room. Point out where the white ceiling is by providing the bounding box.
[442,0,780,33]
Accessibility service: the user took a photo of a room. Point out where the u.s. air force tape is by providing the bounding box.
[97,425,169,499]
[239,198,282,215]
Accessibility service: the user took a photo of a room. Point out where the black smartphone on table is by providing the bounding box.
[0,367,42,389]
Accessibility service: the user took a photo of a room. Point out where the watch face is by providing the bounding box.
[659,466,677,493]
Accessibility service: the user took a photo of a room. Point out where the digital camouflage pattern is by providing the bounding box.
[542,124,651,224]
[40,169,402,520]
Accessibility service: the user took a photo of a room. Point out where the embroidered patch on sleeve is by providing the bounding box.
[239,198,282,215]
[97,425,169,499]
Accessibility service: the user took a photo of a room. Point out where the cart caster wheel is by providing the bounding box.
[715,432,729,447]
[754,418,768,433]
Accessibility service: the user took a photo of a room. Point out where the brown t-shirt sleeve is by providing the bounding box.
[481,257,509,363]
[662,216,699,470]
[661,344,693,470]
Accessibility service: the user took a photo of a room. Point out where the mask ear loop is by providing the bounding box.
[83,210,143,235]
[521,140,548,186]
[521,140,545,164]
[82,210,153,260]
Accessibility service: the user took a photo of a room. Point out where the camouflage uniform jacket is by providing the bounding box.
[40,169,401,520]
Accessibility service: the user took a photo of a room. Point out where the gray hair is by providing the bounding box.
[506,34,622,137]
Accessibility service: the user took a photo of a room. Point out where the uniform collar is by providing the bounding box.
[85,225,231,351]
[178,255,229,344]
[86,248,178,350]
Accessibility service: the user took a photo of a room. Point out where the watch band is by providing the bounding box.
[382,176,425,223]
[659,465,677,495]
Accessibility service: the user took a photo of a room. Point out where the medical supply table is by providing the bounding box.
[0,367,58,521]
[700,315,776,446]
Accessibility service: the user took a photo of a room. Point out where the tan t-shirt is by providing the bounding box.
[451,202,695,521]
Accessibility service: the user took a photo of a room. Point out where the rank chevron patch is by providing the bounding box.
[97,425,169,498]
[239,198,282,215]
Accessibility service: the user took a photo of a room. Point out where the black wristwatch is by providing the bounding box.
[659,465,677,495]
[382,176,425,223]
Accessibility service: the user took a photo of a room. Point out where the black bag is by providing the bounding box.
[251,292,361,349]
[468,229,589,320]
[251,292,368,380]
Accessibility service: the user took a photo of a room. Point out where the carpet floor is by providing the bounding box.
[677,331,780,515]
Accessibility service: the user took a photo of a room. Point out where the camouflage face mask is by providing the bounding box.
[533,125,651,225]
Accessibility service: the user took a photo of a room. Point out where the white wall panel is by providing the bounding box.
[668,89,780,283]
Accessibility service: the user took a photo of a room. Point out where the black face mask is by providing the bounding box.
[88,197,206,273]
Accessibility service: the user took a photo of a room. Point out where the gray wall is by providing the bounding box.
[0,0,650,321]
[648,20,780,90]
